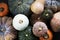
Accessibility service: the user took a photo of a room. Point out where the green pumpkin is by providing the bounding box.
[18,26,38,40]
[8,0,34,16]
[41,8,53,21]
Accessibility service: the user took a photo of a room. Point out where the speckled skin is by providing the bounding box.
[32,22,48,37]
[0,16,17,40]
[51,12,60,32]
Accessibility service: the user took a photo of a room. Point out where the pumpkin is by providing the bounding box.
[8,0,34,16]
[40,8,53,21]
[31,0,44,14]
[18,26,39,40]
[39,30,53,40]
[51,12,60,32]
[0,3,8,16]
[45,0,60,12]
[0,16,17,40]
[32,22,48,37]
[13,14,29,31]
[30,14,42,25]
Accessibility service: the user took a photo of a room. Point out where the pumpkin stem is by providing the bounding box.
[19,20,23,24]
[43,33,49,39]
[38,27,43,31]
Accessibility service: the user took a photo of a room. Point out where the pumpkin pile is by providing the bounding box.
[0,0,60,40]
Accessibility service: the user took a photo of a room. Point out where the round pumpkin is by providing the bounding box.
[51,12,60,32]
[0,16,17,40]
[40,8,53,21]
[0,3,8,16]
[45,0,60,12]
[31,1,44,14]
[32,22,48,37]
[18,26,39,40]
[13,14,29,31]
[8,0,34,16]
[30,14,42,25]
[39,30,53,40]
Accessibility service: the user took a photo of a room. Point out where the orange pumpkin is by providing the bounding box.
[0,3,8,16]
[39,30,53,40]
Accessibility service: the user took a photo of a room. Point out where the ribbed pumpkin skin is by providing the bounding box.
[8,0,34,16]
[18,26,38,40]
[0,16,17,40]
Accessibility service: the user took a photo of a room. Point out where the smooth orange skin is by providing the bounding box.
[39,30,53,40]
[0,3,8,16]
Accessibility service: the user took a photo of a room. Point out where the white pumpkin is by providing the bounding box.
[13,14,29,31]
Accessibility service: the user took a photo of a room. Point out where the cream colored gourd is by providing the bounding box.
[31,0,45,14]
[13,14,29,31]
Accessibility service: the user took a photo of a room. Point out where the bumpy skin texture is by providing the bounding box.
[45,0,60,12]
[18,26,38,40]
[0,16,17,40]
[51,12,60,32]
[33,22,48,37]
[40,30,53,40]
[8,0,34,16]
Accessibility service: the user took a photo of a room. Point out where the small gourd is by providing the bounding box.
[13,14,29,31]
[40,8,53,21]
[51,12,60,32]
[0,16,17,40]
[8,0,34,16]
[45,0,60,12]
[30,14,42,25]
[39,30,53,40]
[31,0,45,14]
[0,3,8,16]
[32,22,48,37]
[18,26,38,40]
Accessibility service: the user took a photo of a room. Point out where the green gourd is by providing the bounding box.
[8,0,34,16]
[18,26,38,40]
[40,8,53,22]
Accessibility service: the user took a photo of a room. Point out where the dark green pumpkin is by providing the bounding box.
[8,0,34,16]
[41,8,53,22]
[18,26,38,40]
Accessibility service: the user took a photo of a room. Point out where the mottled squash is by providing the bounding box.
[0,16,17,40]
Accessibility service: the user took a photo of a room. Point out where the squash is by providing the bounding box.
[39,30,53,40]
[0,3,8,16]
[8,0,34,16]
[30,14,42,25]
[51,12,60,32]
[40,8,53,21]
[0,16,17,40]
[31,0,44,14]
[32,22,48,37]
[18,26,38,40]
[45,0,60,12]
[13,14,29,31]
